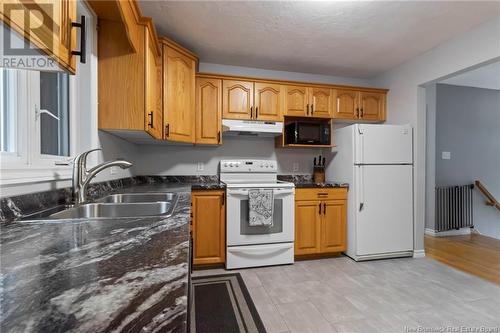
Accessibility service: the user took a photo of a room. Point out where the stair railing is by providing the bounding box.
[474,180,500,212]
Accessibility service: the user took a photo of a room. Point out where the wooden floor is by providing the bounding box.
[425,233,500,285]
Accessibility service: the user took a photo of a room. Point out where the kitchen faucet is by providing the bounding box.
[72,149,132,205]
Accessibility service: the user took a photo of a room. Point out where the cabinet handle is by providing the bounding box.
[319,202,322,215]
[356,107,359,118]
[222,194,225,205]
[311,103,314,115]
[307,104,310,115]
[250,106,254,119]
[165,123,170,137]
[71,15,86,64]
[148,112,154,128]
[255,106,258,118]
[360,108,364,118]
[317,192,328,196]
[323,202,327,215]
[217,131,221,143]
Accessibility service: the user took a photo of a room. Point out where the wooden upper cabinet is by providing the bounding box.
[254,82,282,121]
[196,77,222,145]
[192,190,226,266]
[222,80,254,120]
[0,0,78,73]
[320,200,347,253]
[310,88,333,118]
[284,85,309,117]
[334,89,359,120]
[145,29,163,140]
[163,44,196,143]
[295,200,322,256]
[359,92,386,121]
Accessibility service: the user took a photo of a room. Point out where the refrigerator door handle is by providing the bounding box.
[356,125,364,164]
[359,165,365,212]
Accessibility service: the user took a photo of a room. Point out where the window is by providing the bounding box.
[0,67,72,172]
[0,69,18,153]
[39,72,70,157]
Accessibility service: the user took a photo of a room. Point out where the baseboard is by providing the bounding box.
[413,249,426,258]
[424,227,471,237]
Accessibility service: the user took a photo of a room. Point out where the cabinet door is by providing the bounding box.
[196,77,222,145]
[359,92,385,121]
[222,80,253,120]
[309,87,333,118]
[284,85,309,117]
[295,200,322,255]
[334,89,359,120]
[320,200,347,253]
[163,46,196,143]
[145,29,163,139]
[192,191,226,265]
[0,0,77,73]
[254,82,282,121]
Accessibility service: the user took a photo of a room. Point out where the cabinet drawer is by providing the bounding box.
[295,188,347,201]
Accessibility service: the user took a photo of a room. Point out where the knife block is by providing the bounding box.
[313,167,325,183]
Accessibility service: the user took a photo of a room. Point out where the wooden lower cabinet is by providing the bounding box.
[295,189,347,257]
[320,200,347,253]
[192,190,226,266]
[295,200,322,255]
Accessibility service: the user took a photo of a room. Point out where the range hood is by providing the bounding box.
[222,119,283,137]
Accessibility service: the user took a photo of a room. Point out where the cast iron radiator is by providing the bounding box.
[435,184,474,231]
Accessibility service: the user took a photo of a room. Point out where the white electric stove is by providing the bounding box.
[220,159,295,269]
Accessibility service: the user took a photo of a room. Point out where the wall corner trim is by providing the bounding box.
[413,249,426,258]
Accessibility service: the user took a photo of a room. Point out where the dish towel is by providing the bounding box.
[248,189,274,227]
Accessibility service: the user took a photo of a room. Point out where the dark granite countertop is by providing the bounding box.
[0,183,192,333]
[190,182,225,190]
[277,175,349,189]
[294,182,349,189]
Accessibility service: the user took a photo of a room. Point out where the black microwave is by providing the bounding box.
[285,121,330,145]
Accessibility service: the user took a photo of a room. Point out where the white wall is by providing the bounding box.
[132,136,329,175]
[372,17,500,252]
[425,83,437,230]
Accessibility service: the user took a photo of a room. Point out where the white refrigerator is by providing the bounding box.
[328,124,414,261]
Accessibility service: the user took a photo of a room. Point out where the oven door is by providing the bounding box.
[226,187,295,246]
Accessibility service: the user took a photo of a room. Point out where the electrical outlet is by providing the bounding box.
[197,162,204,171]
[442,151,451,160]
[292,162,299,172]
[110,166,118,175]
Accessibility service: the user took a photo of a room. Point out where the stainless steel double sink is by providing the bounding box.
[47,193,178,219]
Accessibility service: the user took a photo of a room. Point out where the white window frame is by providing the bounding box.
[0,70,75,184]
[0,0,96,186]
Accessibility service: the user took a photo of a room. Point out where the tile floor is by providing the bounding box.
[192,256,500,333]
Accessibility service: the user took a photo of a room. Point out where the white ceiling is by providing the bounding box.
[440,61,500,90]
[139,1,500,78]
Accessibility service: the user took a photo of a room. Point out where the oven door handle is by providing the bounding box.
[227,243,293,255]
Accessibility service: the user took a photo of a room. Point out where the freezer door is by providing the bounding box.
[355,165,413,256]
[354,124,413,164]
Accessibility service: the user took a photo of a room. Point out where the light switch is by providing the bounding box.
[197,162,204,171]
[442,151,451,160]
